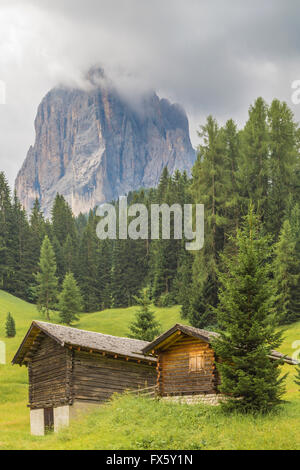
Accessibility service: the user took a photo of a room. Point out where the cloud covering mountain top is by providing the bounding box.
[1,0,300,185]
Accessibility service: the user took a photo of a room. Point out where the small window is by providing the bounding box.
[189,353,205,372]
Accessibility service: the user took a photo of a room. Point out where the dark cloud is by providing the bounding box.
[1,0,300,186]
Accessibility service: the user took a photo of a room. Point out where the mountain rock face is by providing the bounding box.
[15,77,195,217]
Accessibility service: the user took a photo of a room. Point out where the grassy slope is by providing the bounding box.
[0,289,299,450]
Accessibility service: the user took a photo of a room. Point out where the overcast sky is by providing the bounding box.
[1,0,300,186]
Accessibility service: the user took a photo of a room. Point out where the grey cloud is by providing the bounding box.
[1,0,300,186]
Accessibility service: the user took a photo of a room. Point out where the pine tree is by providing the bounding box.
[129,290,161,341]
[5,313,16,338]
[212,206,286,413]
[58,272,83,325]
[34,235,58,320]
[274,220,300,324]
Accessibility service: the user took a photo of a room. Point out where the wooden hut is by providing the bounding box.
[12,321,157,435]
[142,323,296,405]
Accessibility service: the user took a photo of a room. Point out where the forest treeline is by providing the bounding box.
[0,97,299,327]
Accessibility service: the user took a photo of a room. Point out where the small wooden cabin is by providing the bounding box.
[12,321,157,435]
[13,321,296,434]
[142,324,296,404]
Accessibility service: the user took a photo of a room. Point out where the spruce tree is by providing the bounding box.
[129,290,161,341]
[274,220,300,324]
[34,235,58,320]
[212,206,286,413]
[58,272,83,325]
[5,313,16,338]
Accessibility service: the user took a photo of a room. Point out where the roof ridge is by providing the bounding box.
[33,321,150,344]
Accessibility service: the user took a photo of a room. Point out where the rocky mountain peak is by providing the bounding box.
[15,73,195,217]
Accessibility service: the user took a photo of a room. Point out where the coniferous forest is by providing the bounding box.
[0,97,299,329]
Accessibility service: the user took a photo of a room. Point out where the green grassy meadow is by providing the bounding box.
[0,289,299,450]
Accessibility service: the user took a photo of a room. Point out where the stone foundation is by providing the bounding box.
[161,394,225,406]
[30,401,102,435]
[30,408,45,436]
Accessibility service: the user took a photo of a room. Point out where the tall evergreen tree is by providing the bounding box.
[34,235,58,320]
[97,239,112,310]
[187,116,227,326]
[29,199,46,277]
[51,194,77,281]
[63,234,78,275]
[51,194,76,246]
[0,172,14,291]
[78,212,100,312]
[267,100,298,239]
[129,289,161,341]
[274,220,300,324]
[10,192,33,299]
[238,97,269,218]
[58,272,83,325]
[221,119,241,241]
[150,169,189,306]
[213,206,286,413]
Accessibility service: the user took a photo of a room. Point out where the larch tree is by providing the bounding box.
[188,116,227,327]
[238,97,269,219]
[267,100,298,239]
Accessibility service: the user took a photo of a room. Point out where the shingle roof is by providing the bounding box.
[12,321,157,365]
[142,323,219,354]
[142,323,297,365]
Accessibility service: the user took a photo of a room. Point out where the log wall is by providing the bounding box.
[28,335,69,409]
[157,335,218,396]
[72,350,157,403]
